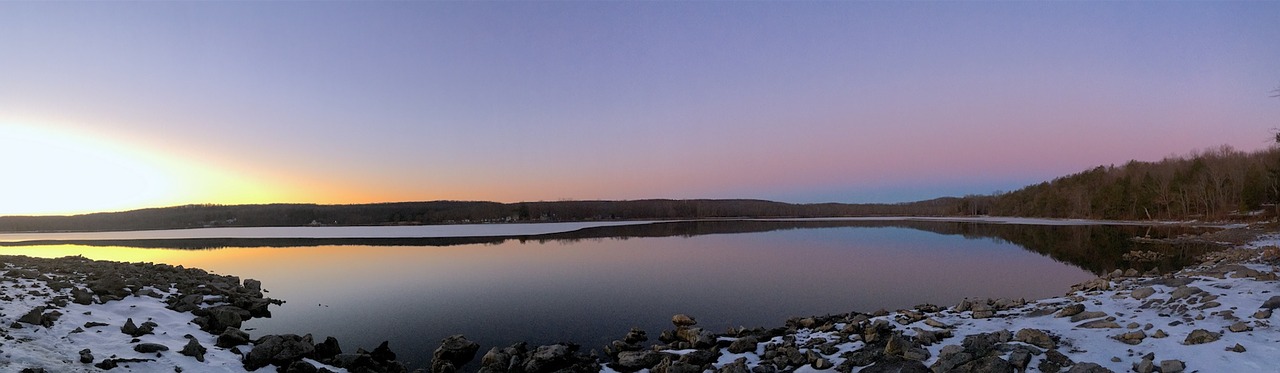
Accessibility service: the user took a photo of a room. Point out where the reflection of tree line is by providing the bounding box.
[4,220,1217,274]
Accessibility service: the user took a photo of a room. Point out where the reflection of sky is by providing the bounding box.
[0,226,1093,370]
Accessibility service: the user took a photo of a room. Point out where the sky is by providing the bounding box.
[2,2,1279,216]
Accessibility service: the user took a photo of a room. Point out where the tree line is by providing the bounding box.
[0,199,961,233]
[957,145,1280,220]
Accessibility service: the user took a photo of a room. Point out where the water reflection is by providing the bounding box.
[0,220,1218,370]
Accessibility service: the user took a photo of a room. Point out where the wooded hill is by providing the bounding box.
[0,198,961,233]
[958,145,1280,220]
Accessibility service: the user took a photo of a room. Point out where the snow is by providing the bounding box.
[0,261,348,372]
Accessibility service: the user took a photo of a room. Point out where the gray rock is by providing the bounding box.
[244,278,262,292]
[615,350,663,370]
[79,348,93,364]
[1261,295,1280,310]
[1229,322,1252,332]
[432,335,480,373]
[727,336,758,354]
[180,338,207,362]
[1131,287,1156,300]
[1067,362,1114,373]
[71,287,95,305]
[861,359,930,373]
[244,334,316,370]
[134,343,169,353]
[314,336,342,360]
[1160,359,1185,373]
[216,327,250,348]
[1169,286,1203,301]
[1133,359,1155,373]
[205,306,244,333]
[371,340,397,363]
[1228,343,1247,353]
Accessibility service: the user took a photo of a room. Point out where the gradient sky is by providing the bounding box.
[2,2,1279,216]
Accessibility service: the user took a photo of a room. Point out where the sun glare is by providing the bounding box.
[0,124,182,216]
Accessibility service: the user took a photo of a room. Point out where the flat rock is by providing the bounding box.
[1130,287,1156,300]
[1076,319,1121,329]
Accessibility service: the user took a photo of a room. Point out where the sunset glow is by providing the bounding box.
[2,2,1278,216]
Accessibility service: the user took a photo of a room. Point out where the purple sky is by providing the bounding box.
[2,2,1279,215]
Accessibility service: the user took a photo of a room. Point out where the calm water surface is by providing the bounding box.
[0,220,1215,370]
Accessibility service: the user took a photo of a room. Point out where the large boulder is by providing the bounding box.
[244,334,316,370]
[432,334,480,373]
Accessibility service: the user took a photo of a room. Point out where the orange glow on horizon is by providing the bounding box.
[0,122,324,216]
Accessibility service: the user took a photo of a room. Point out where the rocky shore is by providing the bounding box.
[3,231,1279,372]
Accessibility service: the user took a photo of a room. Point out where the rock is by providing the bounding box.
[1131,287,1156,300]
[180,338,207,362]
[284,360,318,373]
[314,336,342,360]
[1253,309,1272,319]
[727,336,758,354]
[79,348,94,364]
[1074,278,1111,292]
[204,306,245,333]
[134,343,170,353]
[1055,304,1084,318]
[961,356,1015,373]
[1045,349,1073,366]
[17,306,49,326]
[432,335,481,373]
[1229,321,1252,332]
[1261,295,1280,310]
[1228,343,1247,352]
[623,327,647,344]
[924,318,951,328]
[71,287,95,305]
[1075,319,1121,329]
[244,278,262,292]
[861,359,930,372]
[1160,359,1185,373]
[1068,311,1108,322]
[1067,362,1114,373]
[119,318,156,337]
[244,334,316,370]
[1183,329,1219,345]
[1151,329,1168,338]
[371,341,397,362]
[1014,328,1055,349]
[216,327,251,348]
[811,358,833,370]
[1114,330,1145,345]
[1008,349,1032,370]
[1133,359,1155,373]
[616,350,663,370]
[1169,286,1203,301]
[672,314,697,327]
[970,303,995,319]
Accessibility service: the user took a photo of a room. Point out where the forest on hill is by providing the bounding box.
[957,145,1280,221]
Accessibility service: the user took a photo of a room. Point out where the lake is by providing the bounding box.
[0,219,1217,370]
